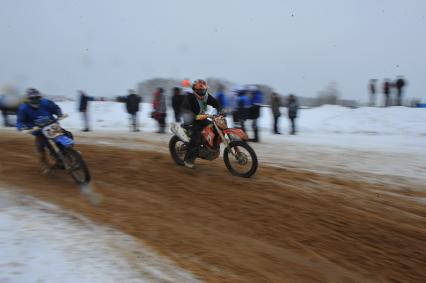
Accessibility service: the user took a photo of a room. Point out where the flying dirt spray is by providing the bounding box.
[80,183,103,206]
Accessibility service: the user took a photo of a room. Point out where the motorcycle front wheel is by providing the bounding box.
[62,148,91,185]
[223,141,258,178]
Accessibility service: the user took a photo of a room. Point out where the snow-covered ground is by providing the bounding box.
[0,188,200,283]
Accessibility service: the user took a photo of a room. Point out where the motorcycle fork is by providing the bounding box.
[47,139,70,170]
[213,122,240,157]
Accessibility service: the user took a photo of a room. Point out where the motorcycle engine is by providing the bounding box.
[198,146,220,160]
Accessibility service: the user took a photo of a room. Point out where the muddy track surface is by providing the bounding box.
[0,135,425,283]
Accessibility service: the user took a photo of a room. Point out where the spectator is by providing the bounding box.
[0,93,21,127]
[152,88,167,133]
[171,87,184,123]
[271,92,281,134]
[248,85,263,142]
[1,108,8,127]
[215,84,227,110]
[0,95,10,127]
[229,86,242,127]
[78,90,95,132]
[395,76,406,106]
[125,89,142,132]
[368,79,377,107]
[236,88,250,132]
[383,79,391,107]
[287,94,299,135]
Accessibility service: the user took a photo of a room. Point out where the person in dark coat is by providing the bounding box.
[236,89,250,132]
[171,87,184,123]
[383,79,391,107]
[0,95,8,126]
[368,79,377,107]
[395,76,406,106]
[78,90,95,132]
[247,85,263,142]
[271,92,281,134]
[287,94,299,135]
[0,96,15,127]
[126,89,142,132]
[1,107,8,127]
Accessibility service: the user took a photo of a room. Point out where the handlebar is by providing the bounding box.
[21,114,68,134]
[208,113,226,119]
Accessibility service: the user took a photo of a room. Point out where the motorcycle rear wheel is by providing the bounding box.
[169,135,187,166]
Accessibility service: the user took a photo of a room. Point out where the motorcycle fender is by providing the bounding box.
[170,123,190,143]
[223,128,248,141]
[54,135,74,148]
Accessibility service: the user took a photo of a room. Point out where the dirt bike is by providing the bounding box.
[23,114,91,185]
[169,114,258,178]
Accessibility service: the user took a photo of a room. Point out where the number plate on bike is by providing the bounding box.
[42,123,63,138]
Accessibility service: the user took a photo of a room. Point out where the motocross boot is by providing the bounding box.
[184,148,197,169]
[184,160,195,169]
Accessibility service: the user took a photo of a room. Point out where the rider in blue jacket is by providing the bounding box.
[17,88,63,172]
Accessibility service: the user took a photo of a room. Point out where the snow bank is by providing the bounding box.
[58,101,426,136]
[0,189,200,283]
[59,101,159,131]
[291,105,426,136]
[54,101,426,152]
[6,100,423,152]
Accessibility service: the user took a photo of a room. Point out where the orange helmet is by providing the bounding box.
[181,78,191,88]
[192,79,208,96]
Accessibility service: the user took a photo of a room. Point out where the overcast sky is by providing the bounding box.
[1,0,425,101]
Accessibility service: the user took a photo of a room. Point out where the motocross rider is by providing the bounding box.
[181,79,222,169]
[17,88,64,173]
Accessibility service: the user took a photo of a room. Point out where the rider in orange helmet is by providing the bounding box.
[181,79,222,168]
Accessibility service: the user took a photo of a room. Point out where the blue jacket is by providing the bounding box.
[237,94,250,109]
[17,98,63,131]
[215,92,227,109]
[250,90,263,105]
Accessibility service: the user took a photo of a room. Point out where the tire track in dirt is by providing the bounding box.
[0,135,425,283]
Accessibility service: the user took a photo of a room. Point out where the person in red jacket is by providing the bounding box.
[152,88,167,133]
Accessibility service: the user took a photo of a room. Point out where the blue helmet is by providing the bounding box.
[26,88,41,99]
[26,88,42,107]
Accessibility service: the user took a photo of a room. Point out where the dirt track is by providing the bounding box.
[0,134,425,283]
